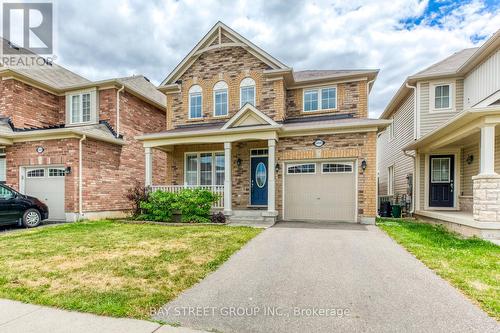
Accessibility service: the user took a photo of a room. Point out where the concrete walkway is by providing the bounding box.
[154,222,499,333]
[0,299,207,333]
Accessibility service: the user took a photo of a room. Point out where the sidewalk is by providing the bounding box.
[0,299,206,333]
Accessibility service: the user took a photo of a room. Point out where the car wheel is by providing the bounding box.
[23,209,41,228]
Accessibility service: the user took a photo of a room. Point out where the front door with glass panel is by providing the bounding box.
[251,156,268,205]
[429,155,454,207]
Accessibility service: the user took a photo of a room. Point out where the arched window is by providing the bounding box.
[240,77,256,108]
[213,81,228,116]
[188,85,203,119]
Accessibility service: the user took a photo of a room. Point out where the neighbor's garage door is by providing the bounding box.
[24,167,66,221]
[284,161,356,222]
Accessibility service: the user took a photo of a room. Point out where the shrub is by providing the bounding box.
[211,212,226,224]
[173,189,220,223]
[139,190,176,221]
[126,182,150,217]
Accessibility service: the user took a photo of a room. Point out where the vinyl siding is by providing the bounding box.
[377,91,415,196]
[419,79,464,137]
[418,153,425,210]
[464,49,500,108]
[461,143,479,197]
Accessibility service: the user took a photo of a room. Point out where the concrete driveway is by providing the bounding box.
[154,222,499,333]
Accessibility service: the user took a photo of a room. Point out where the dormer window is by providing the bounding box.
[213,81,228,117]
[240,78,255,107]
[189,85,203,119]
[66,89,97,125]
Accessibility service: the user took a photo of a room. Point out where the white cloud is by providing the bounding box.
[53,0,499,117]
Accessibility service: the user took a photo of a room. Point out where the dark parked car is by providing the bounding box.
[0,184,49,228]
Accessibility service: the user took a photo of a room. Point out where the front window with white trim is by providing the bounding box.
[0,148,5,182]
[69,92,91,124]
[185,152,225,186]
[304,86,337,112]
[434,84,450,110]
[388,165,394,195]
[213,81,228,117]
[189,85,203,119]
[240,78,256,107]
[287,163,316,174]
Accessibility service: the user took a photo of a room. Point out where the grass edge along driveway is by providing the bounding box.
[0,220,261,319]
[378,218,499,320]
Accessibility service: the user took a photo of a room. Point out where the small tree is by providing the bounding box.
[126,181,150,217]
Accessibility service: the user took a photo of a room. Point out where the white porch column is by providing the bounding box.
[267,139,277,214]
[479,124,497,175]
[224,142,232,215]
[145,147,153,187]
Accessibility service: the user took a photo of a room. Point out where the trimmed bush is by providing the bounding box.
[139,190,176,221]
[138,188,220,223]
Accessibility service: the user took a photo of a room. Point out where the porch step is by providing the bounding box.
[227,210,276,228]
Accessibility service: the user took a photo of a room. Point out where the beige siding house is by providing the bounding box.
[378,29,500,243]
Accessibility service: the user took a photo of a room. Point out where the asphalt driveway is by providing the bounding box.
[154,222,499,333]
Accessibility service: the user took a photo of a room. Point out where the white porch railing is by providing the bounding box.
[150,185,224,209]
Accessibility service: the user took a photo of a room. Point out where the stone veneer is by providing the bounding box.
[473,174,500,222]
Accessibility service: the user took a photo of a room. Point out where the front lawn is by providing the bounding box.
[378,218,499,319]
[0,221,261,319]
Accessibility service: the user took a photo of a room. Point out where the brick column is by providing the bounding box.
[473,175,500,222]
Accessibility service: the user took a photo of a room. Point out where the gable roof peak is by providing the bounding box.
[160,22,289,86]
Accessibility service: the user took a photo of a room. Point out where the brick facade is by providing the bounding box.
[2,82,166,217]
[0,79,65,128]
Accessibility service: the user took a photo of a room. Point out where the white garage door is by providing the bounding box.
[24,167,66,221]
[284,161,357,222]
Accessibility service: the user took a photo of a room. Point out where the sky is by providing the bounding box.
[48,0,500,117]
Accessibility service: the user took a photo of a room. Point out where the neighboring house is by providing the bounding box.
[378,30,500,241]
[0,38,167,221]
[137,22,389,224]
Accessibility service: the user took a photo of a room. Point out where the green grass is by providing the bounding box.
[378,218,500,319]
[0,220,261,319]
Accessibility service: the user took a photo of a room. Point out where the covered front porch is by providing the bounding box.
[405,106,500,241]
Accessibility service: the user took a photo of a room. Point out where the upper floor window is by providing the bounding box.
[70,93,91,124]
[434,84,450,109]
[213,81,228,117]
[189,85,203,119]
[303,86,337,112]
[389,117,395,140]
[66,89,96,125]
[240,78,255,108]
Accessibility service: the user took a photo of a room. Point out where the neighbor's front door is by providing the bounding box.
[251,156,268,205]
[429,155,454,207]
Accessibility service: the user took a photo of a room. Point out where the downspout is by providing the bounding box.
[405,82,418,216]
[79,135,86,219]
[116,85,125,138]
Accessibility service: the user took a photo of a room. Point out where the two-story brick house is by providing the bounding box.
[137,22,389,224]
[378,30,500,242]
[0,38,167,221]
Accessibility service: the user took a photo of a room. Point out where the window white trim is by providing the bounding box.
[303,86,337,112]
[239,77,256,108]
[213,81,228,117]
[429,81,455,113]
[188,85,203,119]
[184,151,225,186]
[286,163,316,175]
[388,165,394,195]
[388,118,395,141]
[65,88,97,126]
[321,162,354,174]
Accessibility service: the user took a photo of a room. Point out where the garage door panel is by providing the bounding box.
[25,167,65,221]
[284,161,356,222]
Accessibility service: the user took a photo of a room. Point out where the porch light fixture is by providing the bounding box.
[275,163,280,173]
[361,160,367,172]
[236,158,242,167]
[466,154,474,165]
[65,166,71,175]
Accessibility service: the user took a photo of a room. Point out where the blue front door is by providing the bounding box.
[251,157,268,205]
